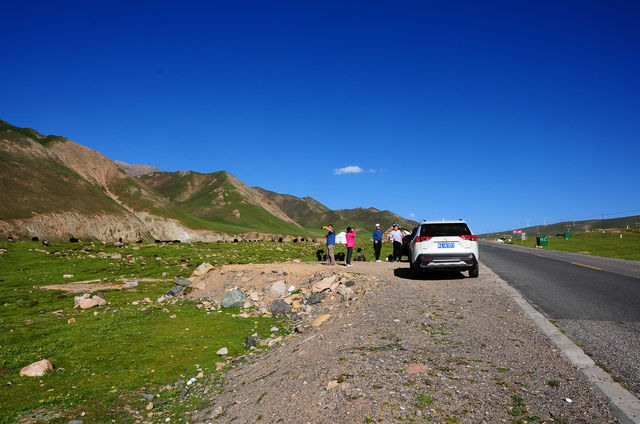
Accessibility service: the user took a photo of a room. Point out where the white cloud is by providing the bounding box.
[409,213,416,218]
[334,165,375,175]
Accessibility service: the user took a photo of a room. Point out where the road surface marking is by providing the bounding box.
[571,262,602,270]
[533,254,545,258]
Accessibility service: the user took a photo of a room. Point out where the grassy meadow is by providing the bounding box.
[501,229,640,261]
[0,238,393,423]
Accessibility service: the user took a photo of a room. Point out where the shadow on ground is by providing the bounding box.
[393,267,466,281]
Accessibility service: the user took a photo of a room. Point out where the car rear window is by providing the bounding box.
[420,223,471,237]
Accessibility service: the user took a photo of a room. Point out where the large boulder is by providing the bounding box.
[20,359,54,376]
[270,299,291,317]
[221,289,246,308]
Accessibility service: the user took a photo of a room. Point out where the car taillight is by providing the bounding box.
[414,236,432,242]
[460,235,476,241]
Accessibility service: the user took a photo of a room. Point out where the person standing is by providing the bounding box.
[389,224,403,262]
[372,223,383,262]
[345,226,356,266]
[321,224,336,265]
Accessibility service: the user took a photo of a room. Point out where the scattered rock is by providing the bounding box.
[146,402,154,410]
[270,299,291,317]
[406,363,430,375]
[311,314,331,327]
[73,293,106,309]
[221,289,246,308]
[67,420,83,424]
[217,347,229,356]
[326,380,339,390]
[312,276,339,293]
[174,276,192,287]
[272,269,283,274]
[124,281,138,288]
[271,280,286,296]
[20,359,53,377]
[63,274,73,279]
[337,286,354,297]
[67,318,76,324]
[164,286,183,297]
[344,280,355,287]
[191,262,214,278]
[307,292,326,305]
[243,335,258,348]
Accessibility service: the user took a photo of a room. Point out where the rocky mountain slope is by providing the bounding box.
[113,161,161,177]
[254,187,415,231]
[0,119,415,241]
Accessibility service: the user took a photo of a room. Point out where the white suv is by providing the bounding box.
[408,220,479,278]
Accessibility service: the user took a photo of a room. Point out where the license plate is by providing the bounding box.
[437,242,455,249]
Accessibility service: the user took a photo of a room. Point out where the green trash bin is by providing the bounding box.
[564,233,572,239]
[536,235,548,246]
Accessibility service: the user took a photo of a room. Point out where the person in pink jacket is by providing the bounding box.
[345,227,356,266]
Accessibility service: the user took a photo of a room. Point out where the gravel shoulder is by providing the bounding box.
[193,261,617,423]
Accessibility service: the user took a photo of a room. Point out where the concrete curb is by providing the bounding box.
[495,278,640,424]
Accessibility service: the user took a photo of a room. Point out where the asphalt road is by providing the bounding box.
[479,241,640,398]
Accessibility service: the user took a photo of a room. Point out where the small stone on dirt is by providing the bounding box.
[221,289,246,308]
[191,262,214,278]
[174,276,192,287]
[307,292,326,305]
[270,299,291,317]
[270,280,286,296]
[311,314,331,327]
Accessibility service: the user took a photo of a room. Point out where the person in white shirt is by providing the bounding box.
[389,224,403,262]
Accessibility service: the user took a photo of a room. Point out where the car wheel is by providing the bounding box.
[468,264,479,278]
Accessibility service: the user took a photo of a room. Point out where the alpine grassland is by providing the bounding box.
[0,238,394,423]
[506,228,640,261]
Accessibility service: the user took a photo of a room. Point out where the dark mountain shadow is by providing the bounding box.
[393,267,466,281]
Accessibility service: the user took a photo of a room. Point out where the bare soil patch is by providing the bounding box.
[189,261,617,423]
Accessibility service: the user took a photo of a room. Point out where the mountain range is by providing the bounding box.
[0,119,416,242]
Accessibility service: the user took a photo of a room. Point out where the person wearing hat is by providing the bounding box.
[389,224,403,262]
[372,223,383,262]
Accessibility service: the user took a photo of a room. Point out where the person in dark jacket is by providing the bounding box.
[372,223,383,262]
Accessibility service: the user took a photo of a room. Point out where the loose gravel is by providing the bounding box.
[559,319,640,399]
[192,262,617,423]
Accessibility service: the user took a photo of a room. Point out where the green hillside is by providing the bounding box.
[253,187,417,233]
[0,122,125,220]
[481,215,640,238]
[1,118,417,239]
[138,171,306,235]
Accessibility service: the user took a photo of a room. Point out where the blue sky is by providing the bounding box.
[2,1,639,233]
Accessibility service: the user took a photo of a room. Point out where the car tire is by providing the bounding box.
[468,264,479,278]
